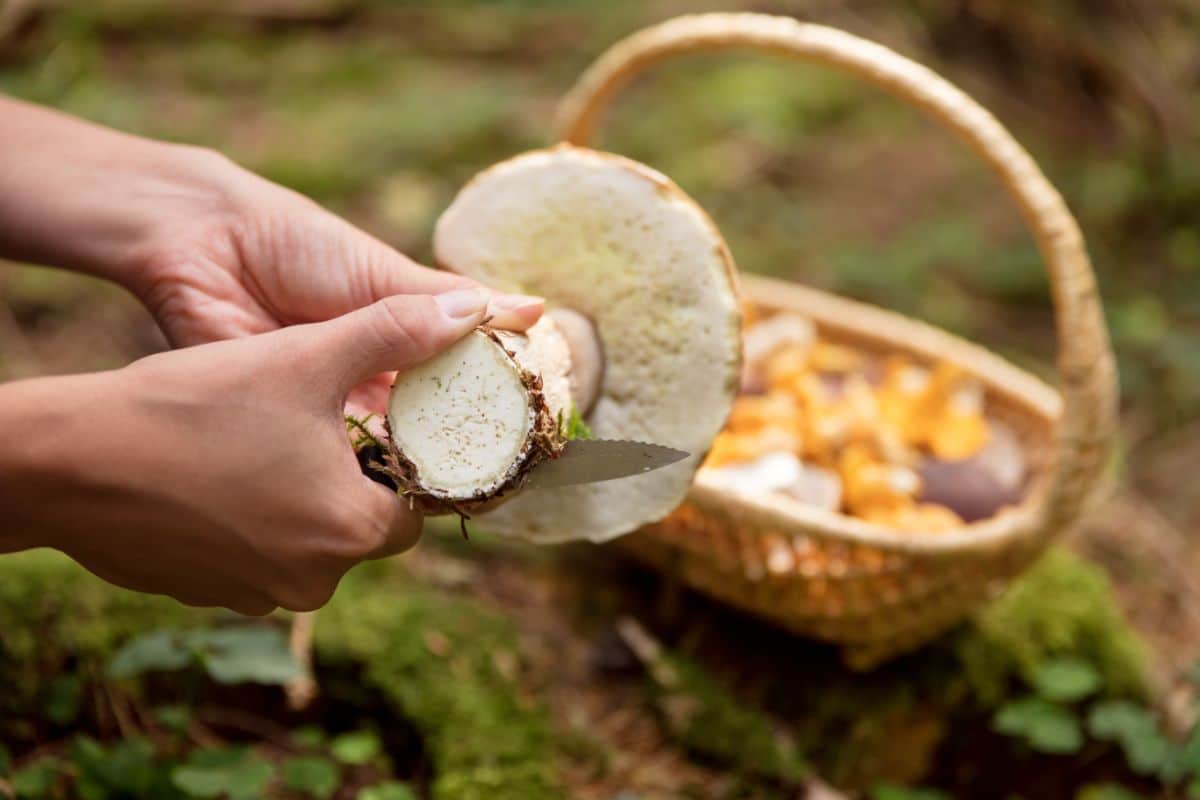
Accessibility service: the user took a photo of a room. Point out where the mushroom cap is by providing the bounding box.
[434,145,742,543]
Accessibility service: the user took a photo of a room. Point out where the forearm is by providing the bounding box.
[0,94,238,292]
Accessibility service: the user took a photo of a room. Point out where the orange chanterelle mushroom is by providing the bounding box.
[702,310,1028,529]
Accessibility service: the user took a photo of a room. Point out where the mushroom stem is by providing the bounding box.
[546,308,604,415]
[384,316,580,512]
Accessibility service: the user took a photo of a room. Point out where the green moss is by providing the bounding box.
[0,553,560,797]
[957,548,1149,706]
[0,550,200,662]
[0,546,1146,797]
[0,550,206,743]
[630,547,1148,790]
[558,404,593,441]
[315,563,563,800]
[648,652,808,788]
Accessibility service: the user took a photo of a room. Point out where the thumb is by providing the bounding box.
[316,287,491,391]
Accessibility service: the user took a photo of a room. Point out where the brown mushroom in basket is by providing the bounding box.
[917,420,1026,522]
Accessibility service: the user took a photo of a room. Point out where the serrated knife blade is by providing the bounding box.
[524,439,690,490]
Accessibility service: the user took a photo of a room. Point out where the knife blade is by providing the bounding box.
[523,439,690,490]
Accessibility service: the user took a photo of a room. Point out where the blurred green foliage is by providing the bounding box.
[958,548,1148,707]
[0,543,1154,796]
[0,550,550,798]
[2,0,1197,428]
[316,561,562,800]
[646,649,810,787]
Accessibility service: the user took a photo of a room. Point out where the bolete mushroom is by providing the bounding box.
[384,318,574,514]
[384,145,742,542]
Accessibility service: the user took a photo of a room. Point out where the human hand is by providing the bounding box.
[126,152,543,411]
[0,96,542,410]
[0,289,492,614]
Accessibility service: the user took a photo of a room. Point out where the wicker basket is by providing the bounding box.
[555,13,1118,668]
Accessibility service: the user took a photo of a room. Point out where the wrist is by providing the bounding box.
[108,143,248,297]
[0,371,122,553]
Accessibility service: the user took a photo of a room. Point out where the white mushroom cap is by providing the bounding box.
[434,145,742,543]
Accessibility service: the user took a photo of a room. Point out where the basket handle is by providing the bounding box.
[555,13,1116,533]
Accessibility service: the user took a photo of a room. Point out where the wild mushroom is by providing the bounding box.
[702,452,842,512]
[918,420,1026,522]
[385,145,741,542]
[384,318,574,514]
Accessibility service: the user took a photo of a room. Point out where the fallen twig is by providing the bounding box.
[286,610,318,710]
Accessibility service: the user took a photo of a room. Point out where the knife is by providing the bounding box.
[356,438,689,492]
[523,438,690,490]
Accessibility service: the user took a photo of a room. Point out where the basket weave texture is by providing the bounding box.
[555,13,1118,667]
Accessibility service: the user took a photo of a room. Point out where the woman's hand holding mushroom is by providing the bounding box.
[0,95,544,612]
[0,291,494,614]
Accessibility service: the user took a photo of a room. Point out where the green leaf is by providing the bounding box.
[43,675,83,725]
[107,630,195,679]
[281,755,340,799]
[172,748,274,800]
[1076,784,1146,800]
[154,705,193,735]
[0,742,11,775]
[1125,732,1171,776]
[108,626,303,685]
[995,698,1084,754]
[871,784,951,800]
[69,736,162,797]
[292,725,327,749]
[331,730,382,765]
[1087,702,1170,775]
[357,782,418,800]
[1033,657,1102,703]
[10,757,61,797]
[197,627,303,685]
[1088,701,1155,740]
[1179,722,1200,774]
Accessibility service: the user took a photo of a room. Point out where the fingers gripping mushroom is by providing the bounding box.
[385,145,742,542]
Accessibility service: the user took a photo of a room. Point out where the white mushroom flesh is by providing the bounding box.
[387,330,535,500]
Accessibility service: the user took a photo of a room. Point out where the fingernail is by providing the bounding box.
[435,287,491,320]
[489,293,545,312]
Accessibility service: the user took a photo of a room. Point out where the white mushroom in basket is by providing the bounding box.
[383,145,742,542]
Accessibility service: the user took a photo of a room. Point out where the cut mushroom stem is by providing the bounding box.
[384,315,594,514]
[546,307,604,415]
